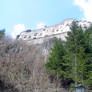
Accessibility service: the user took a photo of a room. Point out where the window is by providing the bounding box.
[43,29,45,31]
[24,35,27,38]
[26,29,31,32]
[40,33,42,36]
[34,33,37,36]
[45,35,48,37]
[33,37,36,39]
[66,24,69,26]
[28,36,31,38]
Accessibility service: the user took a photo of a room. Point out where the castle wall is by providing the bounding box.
[18,19,91,44]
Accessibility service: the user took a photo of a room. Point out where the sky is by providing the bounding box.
[0,0,92,38]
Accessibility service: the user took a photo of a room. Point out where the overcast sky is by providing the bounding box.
[0,0,92,38]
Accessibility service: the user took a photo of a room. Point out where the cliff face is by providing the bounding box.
[18,19,91,44]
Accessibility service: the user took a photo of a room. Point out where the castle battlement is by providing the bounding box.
[18,19,91,44]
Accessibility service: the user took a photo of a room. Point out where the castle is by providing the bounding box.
[18,19,91,44]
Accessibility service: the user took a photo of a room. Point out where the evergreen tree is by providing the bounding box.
[45,38,71,87]
[45,22,92,90]
[66,21,92,89]
[65,21,85,84]
[0,29,5,39]
[83,26,92,89]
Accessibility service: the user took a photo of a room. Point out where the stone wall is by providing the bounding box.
[18,19,91,44]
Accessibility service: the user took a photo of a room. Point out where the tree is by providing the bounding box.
[65,21,85,85]
[45,22,92,90]
[66,21,92,89]
[83,26,92,90]
[0,29,5,39]
[45,38,71,88]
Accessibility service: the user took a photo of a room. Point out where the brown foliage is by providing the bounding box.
[0,37,68,92]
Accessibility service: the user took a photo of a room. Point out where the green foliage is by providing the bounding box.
[66,21,86,82]
[45,22,92,90]
[83,26,92,89]
[65,22,92,89]
[45,39,65,76]
[0,29,5,39]
[45,39,73,88]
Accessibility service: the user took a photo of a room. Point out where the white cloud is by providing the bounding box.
[74,0,92,21]
[37,23,46,29]
[11,24,25,39]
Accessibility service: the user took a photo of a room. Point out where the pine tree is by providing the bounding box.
[83,26,92,89]
[45,38,71,87]
[45,22,92,90]
[66,21,92,89]
[0,29,5,39]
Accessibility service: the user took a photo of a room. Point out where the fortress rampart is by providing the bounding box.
[18,19,91,44]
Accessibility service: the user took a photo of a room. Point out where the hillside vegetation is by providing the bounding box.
[0,31,67,92]
[45,21,92,92]
[0,22,92,92]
